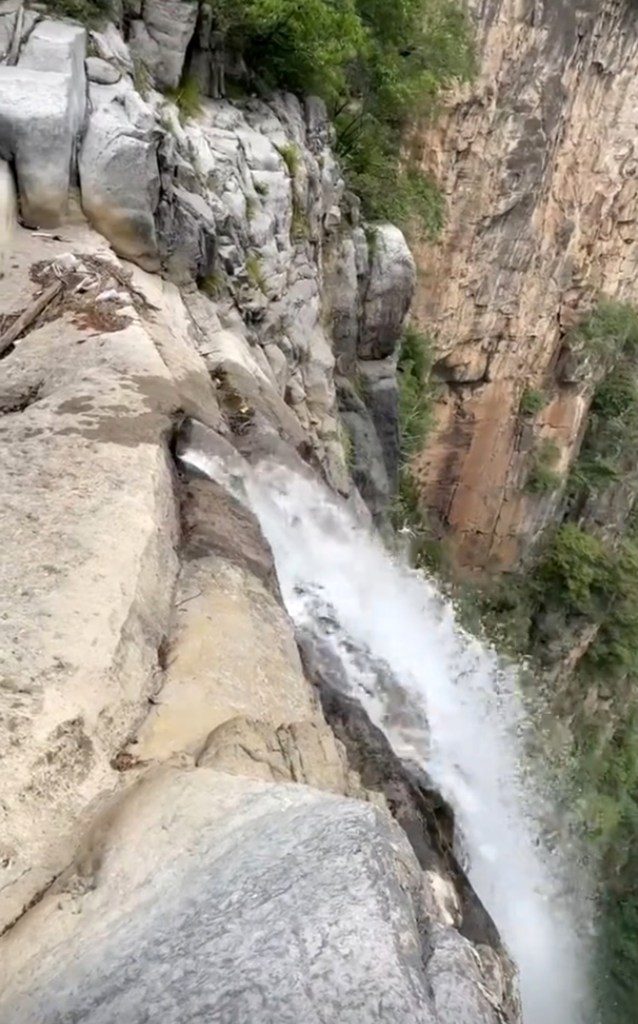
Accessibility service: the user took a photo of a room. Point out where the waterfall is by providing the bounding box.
[182,445,592,1024]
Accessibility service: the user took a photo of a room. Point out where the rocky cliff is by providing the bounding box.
[0,6,519,1022]
[411,0,638,573]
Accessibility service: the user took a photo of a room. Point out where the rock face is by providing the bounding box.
[0,229,220,930]
[0,9,522,1022]
[0,20,86,226]
[0,769,507,1024]
[0,10,412,518]
[411,0,638,572]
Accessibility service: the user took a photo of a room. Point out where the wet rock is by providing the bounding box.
[338,376,393,522]
[359,224,416,360]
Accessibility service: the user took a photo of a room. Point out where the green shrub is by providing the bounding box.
[535,524,611,614]
[525,438,562,494]
[276,143,301,177]
[45,0,112,24]
[571,300,638,363]
[204,0,474,235]
[570,355,638,500]
[199,272,224,299]
[397,326,436,456]
[245,253,267,293]
[133,57,152,99]
[166,75,202,121]
[519,387,547,416]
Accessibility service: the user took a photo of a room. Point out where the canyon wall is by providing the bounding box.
[412,0,638,572]
[0,6,519,1022]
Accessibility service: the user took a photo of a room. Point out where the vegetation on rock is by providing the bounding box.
[392,326,443,566]
[525,438,562,495]
[205,0,474,235]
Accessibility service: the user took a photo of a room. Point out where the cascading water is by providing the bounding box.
[182,444,592,1024]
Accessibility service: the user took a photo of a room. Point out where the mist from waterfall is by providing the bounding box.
[182,446,592,1024]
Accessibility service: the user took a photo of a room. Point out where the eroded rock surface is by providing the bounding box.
[412,0,638,571]
[0,9,522,1022]
[0,769,513,1024]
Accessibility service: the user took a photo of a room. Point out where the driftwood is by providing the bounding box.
[0,279,63,358]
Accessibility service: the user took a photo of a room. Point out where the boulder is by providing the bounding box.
[0,769,442,1024]
[19,20,86,133]
[78,90,160,268]
[85,55,121,85]
[129,0,198,89]
[359,224,416,359]
[0,68,75,225]
[197,715,355,794]
[0,21,86,226]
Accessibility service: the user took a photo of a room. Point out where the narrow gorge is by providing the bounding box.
[0,2,635,1023]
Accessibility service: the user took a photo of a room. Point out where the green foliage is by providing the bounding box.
[245,253,267,293]
[571,300,638,363]
[199,272,225,299]
[519,387,547,416]
[569,313,638,502]
[291,203,310,240]
[397,325,436,456]
[166,75,202,122]
[205,0,474,235]
[276,143,301,177]
[45,0,112,24]
[525,438,562,495]
[133,57,152,99]
[254,180,269,197]
[535,524,611,614]
[391,326,442,566]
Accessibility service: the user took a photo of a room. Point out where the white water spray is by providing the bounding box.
[184,446,592,1024]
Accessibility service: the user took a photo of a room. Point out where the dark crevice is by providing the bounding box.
[0,384,43,415]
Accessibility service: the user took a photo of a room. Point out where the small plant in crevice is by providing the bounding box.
[525,438,562,495]
[254,180,269,197]
[166,74,202,122]
[391,325,442,568]
[339,421,355,471]
[245,253,267,293]
[133,57,152,99]
[519,387,547,417]
[44,0,112,25]
[245,195,257,221]
[277,143,301,178]
[570,299,638,364]
[199,271,225,299]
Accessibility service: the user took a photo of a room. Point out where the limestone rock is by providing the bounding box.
[78,89,160,268]
[129,0,198,89]
[359,224,416,360]
[0,769,444,1024]
[128,470,315,764]
[338,376,393,522]
[197,715,355,795]
[358,357,401,491]
[411,0,638,570]
[85,55,121,84]
[0,227,220,932]
[0,21,86,226]
[19,20,86,133]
